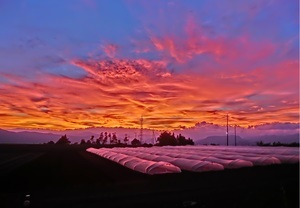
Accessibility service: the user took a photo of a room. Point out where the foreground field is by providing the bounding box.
[0,145,298,208]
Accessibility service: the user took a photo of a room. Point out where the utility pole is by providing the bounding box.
[234,124,237,146]
[226,114,229,146]
[152,130,156,145]
[140,116,143,144]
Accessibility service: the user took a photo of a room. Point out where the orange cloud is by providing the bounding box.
[0,56,298,131]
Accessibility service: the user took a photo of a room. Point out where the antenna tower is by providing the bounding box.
[234,124,237,146]
[226,114,229,146]
[152,129,156,145]
[140,116,143,144]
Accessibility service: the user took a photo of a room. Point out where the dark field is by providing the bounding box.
[0,145,298,208]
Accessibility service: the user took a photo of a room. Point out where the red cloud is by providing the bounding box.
[0,55,298,131]
[103,44,118,58]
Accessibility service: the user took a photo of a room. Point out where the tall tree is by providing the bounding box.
[56,135,71,145]
[103,132,108,145]
[157,132,194,146]
[157,132,177,146]
[90,135,94,144]
[124,135,128,144]
[98,132,104,144]
[112,133,117,144]
[108,133,112,144]
[177,134,194,145]
[131,138,141,146]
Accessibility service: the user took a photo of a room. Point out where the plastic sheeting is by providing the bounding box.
[87,148,181,175]
[164,146,299,165]
[87,145,299,175]
[112,148,253,169]
[109,149,224,172]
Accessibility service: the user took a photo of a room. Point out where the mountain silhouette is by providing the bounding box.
[0,128,299,145]
[196,135,252,146]
[246,134,299,144]
[0,129,59,144]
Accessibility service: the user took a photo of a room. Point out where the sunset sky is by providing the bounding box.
[0,0,298,131]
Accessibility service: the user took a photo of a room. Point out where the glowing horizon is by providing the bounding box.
[0,0,298,131]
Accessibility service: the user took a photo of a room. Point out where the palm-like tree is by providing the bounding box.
[124,134,128,144]
[98,132,104,144]
[90,135,94,144]
[103,132,108,145]
[108,133,112,144]
[112,133,117,144]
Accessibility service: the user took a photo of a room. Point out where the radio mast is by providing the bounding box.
[152,129,156,145]
[226,114,229,146]
[140,116,143,144]
[234,124,237,146]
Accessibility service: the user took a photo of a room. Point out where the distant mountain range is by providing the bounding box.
[0,129,60,144]
[196,134,299,146]
[0,128,299,145]
[246,134,299,144]
[196,135,252,146]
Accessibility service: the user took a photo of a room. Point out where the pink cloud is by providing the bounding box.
[103,44,119,58]
[0,54,298,131]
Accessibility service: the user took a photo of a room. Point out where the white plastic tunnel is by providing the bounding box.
[86,148,181,175]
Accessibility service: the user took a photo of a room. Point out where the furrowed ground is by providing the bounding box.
[0,144,298,208]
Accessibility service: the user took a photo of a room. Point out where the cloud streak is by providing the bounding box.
[0,0,298,131]
[0,55,298,130]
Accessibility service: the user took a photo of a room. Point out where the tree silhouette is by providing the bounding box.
[108,133,112,144]
[157,132,194,146]
[103,132,108,145]
[98,132,104,144]
[47,141,55,145]
[177,134,194,145]
[96,138,100,145]
[90,135,94,144]
[131,138,141,146]
[177,134,186,145]
[56,135,71,145]
[112,133,117,144]
[124,135,128,144]
[187,137,194,145]
[157,131,177,146]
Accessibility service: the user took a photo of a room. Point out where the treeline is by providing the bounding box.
[156,131,194,146]
[48,131,194,147]
[79,132,124,145]
[256,141,299,147]
[48,133,140,146]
